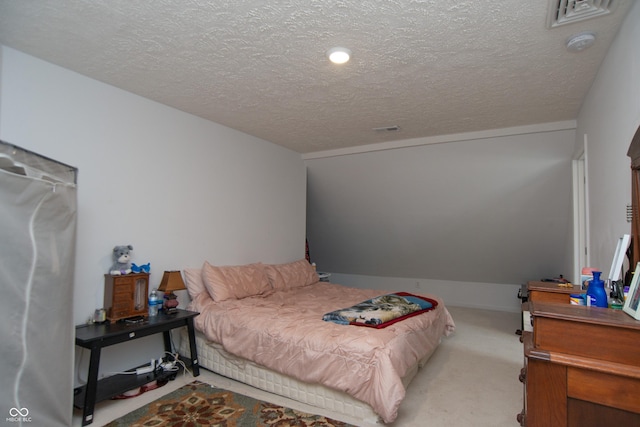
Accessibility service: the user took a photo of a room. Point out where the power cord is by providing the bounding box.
[163,351,193,379]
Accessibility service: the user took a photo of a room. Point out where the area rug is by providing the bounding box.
[104,380,355,426]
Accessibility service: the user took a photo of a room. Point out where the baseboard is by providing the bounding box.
[328,273,521,313]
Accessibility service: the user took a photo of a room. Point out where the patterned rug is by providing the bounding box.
[105,380,355,426]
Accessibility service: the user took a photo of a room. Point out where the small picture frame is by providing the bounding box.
[623,262,640,320]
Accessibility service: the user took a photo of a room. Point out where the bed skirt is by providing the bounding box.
[175,328,437,425]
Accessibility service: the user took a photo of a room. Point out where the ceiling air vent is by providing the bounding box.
[547,0,616,28]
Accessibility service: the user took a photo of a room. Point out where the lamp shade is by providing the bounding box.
[158,270,186,292]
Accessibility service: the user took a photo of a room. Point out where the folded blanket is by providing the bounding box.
[322,292,438,328]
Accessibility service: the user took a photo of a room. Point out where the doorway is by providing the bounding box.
[573,137,589,284]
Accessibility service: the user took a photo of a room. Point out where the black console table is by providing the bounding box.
[74,309,200,425]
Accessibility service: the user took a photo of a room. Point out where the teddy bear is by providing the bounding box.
[110,245,133,275]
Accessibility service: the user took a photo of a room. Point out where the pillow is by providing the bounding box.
[264,259,319,291]
[201,261,272,302]
[183,268,206,300]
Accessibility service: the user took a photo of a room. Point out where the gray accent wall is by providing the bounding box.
[306,129,576,297]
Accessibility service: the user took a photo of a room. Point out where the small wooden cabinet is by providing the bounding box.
[519,301,640,426]
[103,273,149,321]
[527,281,584,304]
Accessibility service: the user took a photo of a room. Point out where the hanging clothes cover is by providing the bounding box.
[0,141,78,427]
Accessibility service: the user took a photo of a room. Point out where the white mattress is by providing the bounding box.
[177,328,434,425]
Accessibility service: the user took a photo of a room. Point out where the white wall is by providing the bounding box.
[306,127,576,312]
[0,46,307,383]
[576,1,640,274]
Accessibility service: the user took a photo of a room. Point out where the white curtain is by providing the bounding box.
[0,141,77,427]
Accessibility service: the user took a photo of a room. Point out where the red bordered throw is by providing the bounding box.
[322,292,438,329]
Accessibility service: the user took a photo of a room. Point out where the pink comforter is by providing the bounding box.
[188,282,455,423]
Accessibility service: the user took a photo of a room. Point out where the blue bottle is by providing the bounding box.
[586,271,608,308]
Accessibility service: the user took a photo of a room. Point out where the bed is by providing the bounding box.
[176,259,455,424]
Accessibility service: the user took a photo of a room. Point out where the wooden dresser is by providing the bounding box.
[518,301,640,426]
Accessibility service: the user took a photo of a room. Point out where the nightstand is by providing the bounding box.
[527,280,584,304]
[520,281,585,334]
[74,309,200,425]
[317,272,331,282]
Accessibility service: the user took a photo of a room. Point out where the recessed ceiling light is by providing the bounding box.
[327,47,351,64]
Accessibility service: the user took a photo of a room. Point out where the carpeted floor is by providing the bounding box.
[104,380,355,427]
[73,306,523,426]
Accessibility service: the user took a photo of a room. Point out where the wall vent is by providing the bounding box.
[372,125,400,132]
[547,0,616,28]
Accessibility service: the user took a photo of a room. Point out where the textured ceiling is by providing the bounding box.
[0,1,633,154]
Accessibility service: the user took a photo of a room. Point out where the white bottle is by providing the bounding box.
[148,288,161,317]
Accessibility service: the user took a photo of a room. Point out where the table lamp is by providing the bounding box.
[158,270,186,314]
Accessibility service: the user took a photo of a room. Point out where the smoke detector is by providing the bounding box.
[566,31,596,52]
